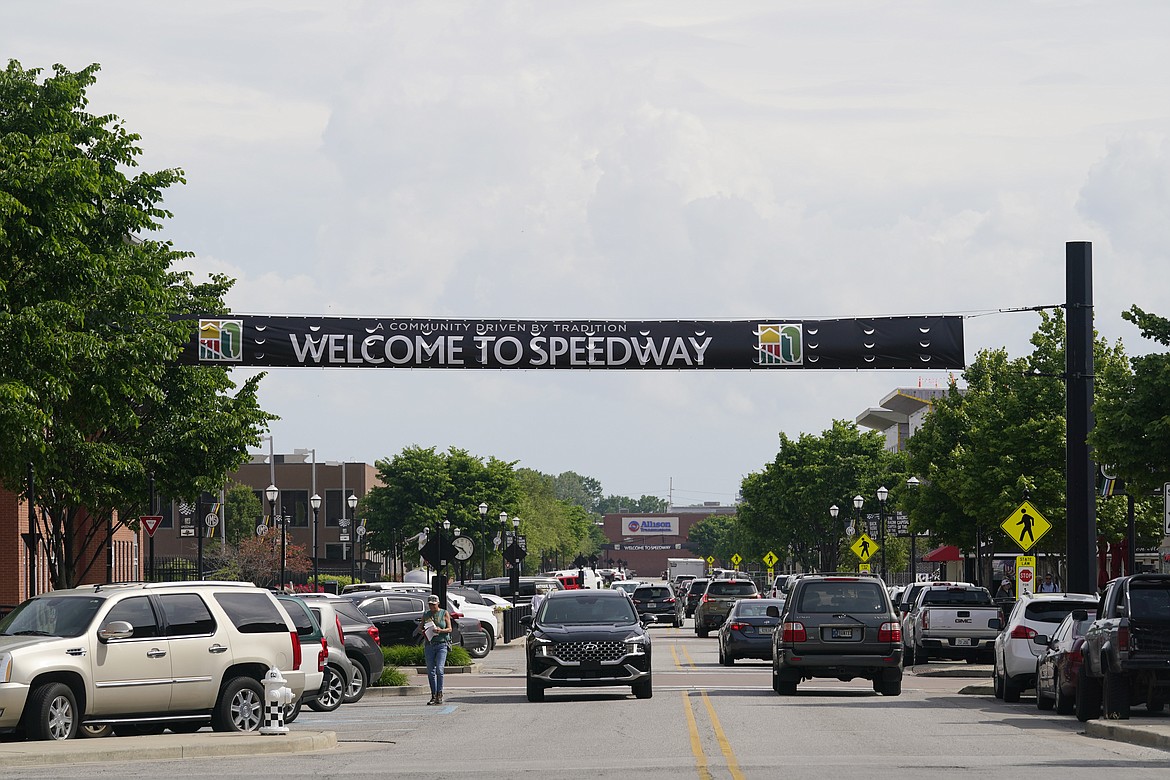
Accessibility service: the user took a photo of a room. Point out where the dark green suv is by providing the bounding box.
[769,574,903,696]
[694,579,759,637]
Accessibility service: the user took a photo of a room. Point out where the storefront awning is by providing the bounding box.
[922,544,961,562]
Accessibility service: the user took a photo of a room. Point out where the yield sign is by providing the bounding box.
[140,515,163,537]
[1000,500,1052,552]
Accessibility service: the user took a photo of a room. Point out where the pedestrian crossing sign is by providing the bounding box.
[1000,500,1052,552]
[850,533,879,562]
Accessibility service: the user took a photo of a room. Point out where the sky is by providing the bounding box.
[6,1,1170,507]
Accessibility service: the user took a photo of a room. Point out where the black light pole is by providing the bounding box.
[499,511,509,596]
[266,484,280,589]
[148,472,156,581]
[310,493,322,590]
[347,493,358,584]
[511,516,521,606]
[877,486,889,581]
[478,502,488,579]
[906,476,920,582]
[853,495,864,573]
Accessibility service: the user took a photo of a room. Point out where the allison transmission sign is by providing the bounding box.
[184,315,963,370]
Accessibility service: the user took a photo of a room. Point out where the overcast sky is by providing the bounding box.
[6,2,1170,506]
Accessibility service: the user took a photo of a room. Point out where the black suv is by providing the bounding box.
[769,574,903,696]
[521,589,652,702]
[680,578,710,620]
[631,584,681,627]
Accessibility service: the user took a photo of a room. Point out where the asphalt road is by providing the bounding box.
[8,621,1170,779]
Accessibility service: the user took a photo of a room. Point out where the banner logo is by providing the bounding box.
[755,323,802,366]
[199,319,244,362]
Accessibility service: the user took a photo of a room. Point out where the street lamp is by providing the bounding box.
[266,484,281,590]
[853,494,864,569]
[347,492,359,584]
[478,502,488,578]
[906,476,920,582]
[511,516,521,606]
[310,493,322,590]
[877,485,889,581]
[498,511,508,590]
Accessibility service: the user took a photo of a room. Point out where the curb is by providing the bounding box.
[412,664,480,674]
[366,684,430,696]
[1085,720,1170,751]
[958,684,995,695]
[0,730,337,768]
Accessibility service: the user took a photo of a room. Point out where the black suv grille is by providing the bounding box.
[552,640,626,663]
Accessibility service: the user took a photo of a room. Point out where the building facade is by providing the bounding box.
[600,503,738,578]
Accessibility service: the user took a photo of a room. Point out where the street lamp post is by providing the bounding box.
[511,516,521,606]
[478,502,488,579]
[347,493,358,584]
[310,493,321,591]
[266,484,281,590]
[498,511,508,594]
[877,486,889,581]
[906,476,920,582]
[852,495,864,574]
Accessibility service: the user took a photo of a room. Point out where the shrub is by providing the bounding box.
[376,666,409,687]
[381,644,471,667]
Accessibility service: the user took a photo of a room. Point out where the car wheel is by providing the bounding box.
[464,630,492,659]
[1003,673,1022,704]
[1036,677,1055,711]
[993,663,1004,700]
[633,677,653,699]
[916,645,929,665]
[697,625,709,638]
[284,696,303,724]
[903,643,916,666]
[80,723,113,739]
[212,676,265,733]
[1054,679,1074,715]
[526,676,545,703]
[309,664,346,712]
[343,659,368,704]
[23,682,79,741]
[1075,674,1101,722]
[1147,698,1165,714]
[1102,670,1130,720]
[876,678,901,696]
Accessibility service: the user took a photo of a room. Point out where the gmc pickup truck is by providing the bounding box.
[1078,574,1170,721]
[908,583,1000,664]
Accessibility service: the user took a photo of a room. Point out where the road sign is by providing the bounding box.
[763,551,778,568]
[731,553,742,567]
[256,524,268,536]
[204,512,220,528]
[340,533,350,542]
[859,563,871,572]
[140,515,163,537]
[1000,500,1052,552]
[180,527,195,537]
[767,567,775,579]
[339,517,351,529]
[706,556,715,565]
[1016,555,1036,597]
[356,525,367,538]
[850,533,879,562]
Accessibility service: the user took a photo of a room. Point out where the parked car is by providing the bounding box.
[770,574,903,696]
[0,581,306,741]
[718,598,784,665]
[694,579,760,638]
[769,575,791,599]
[300,594,383,704]
[907,582,999,664]
[275,594,328,721]
[631,584,680,627]
[1035,608,1097,715]
[343,591,490,659]
[992,592,1098,702]
[679,578,710,620]
[301,599,355,711]
[470,577,564,605]
[521,590,652,702]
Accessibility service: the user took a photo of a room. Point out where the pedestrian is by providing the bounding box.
[419,594,453,705]
[1038,572,1059,593]
[995,578,1014,599]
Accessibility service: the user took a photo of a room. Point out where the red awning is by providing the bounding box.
[922,544,961,562]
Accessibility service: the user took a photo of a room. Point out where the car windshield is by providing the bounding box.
[634,588,671,599]
[797,582,886,613]
[0,596,105,638]
[922,589,992,606]
[539,595,637,625]
[1024,600,1094,624]
[706,582,757,597]
[1129,582,1170,620]
[735,601,780,617]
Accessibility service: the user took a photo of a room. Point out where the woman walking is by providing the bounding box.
[421,594,453,705]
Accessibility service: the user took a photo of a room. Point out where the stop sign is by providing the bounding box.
[1019,569,1033,583]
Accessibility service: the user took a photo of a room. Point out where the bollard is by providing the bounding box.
[260,666,293,735]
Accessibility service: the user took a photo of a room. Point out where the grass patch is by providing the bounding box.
[382,644,472,667]
[376,666,409,686]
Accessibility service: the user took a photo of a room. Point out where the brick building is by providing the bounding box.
[600,503,738,578]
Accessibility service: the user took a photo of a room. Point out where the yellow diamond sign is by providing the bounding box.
[850,533,879,562]
[731,553,742,567]
[763,551,778,568]
[706,556,715,565]
[1000,500,1052,552]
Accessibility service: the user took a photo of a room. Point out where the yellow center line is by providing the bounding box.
[670,642,683,668]
[681,643,697,668]
[681,691,712,780]
[701,689,745,780]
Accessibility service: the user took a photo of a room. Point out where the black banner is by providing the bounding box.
[182,315,964,370]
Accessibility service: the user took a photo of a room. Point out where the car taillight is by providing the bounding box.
[782,621,807,643]
[878,622,901,643]
[367,625,380,645]
[1010,625,1037,640]
[318,637,327,672]
[1118,626,1129,651]
[921,611,929,630]
[336,617,345,644]
[667,597,676,604]
[729,622,747,631]
[632,599,641,605]
[291,631,302,669]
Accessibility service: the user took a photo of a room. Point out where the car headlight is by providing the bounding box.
[0,653,11,684]
[530,637,555,657]
[624,636,648,654]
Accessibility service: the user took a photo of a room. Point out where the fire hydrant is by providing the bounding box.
[260,666,293,735]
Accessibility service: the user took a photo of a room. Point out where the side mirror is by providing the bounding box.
[640,614,653,627]
[987,618,1002,631]
[1032,634,1050,645]
[765,605,780,618]
[519,615,533,628]
[98,620,134,641]
[1071,609,1089,622]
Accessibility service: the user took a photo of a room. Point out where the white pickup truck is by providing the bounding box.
[908,583,1001,664]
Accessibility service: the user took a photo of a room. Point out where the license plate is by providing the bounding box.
[762,626,776,634]
[830,628,854,640]
[955,637,972,646]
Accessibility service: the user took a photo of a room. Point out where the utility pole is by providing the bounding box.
[1066,241,1096,594]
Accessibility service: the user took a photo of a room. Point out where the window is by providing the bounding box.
[707,582,758,597]
[1023,601,1094,625]
[277,599,316,637]
[325,543,346,560]
[3,596,105,638]
[357,598,388,618]
[213,592,288,634]
[161,593,217,636]
[325,489,356,528]
[384,597,424,614]
[635,587,671,600]
[798,583,887,613]
[103,596,160,639]
[281,489,309,528]
[921,589,993,607]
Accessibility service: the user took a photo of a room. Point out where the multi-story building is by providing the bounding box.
[599,502,738,578]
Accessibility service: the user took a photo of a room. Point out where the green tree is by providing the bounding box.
[224,482,261,546]
[0,61,274,588]
[597,495,669,513]
[553,471,602,514]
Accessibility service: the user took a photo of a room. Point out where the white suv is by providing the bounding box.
[992,592,1098,702]
[0,581,305,741]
